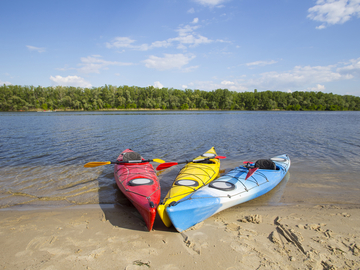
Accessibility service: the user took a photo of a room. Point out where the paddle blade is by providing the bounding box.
[153,158,165,163]
[245,167,258,180]
[215,156,226,159]
[84,161,111,168]
[156,162,178,171]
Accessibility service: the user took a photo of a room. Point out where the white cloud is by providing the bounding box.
[193,0,227,7]
[221,80,235,85]
[253,65,343,90]
[106,37,149,51]
[246,60,278,67]
[187,8,195,13]
[0,79,11,85]
[153,81,164,88]
[182,65,200,72]
[192,18,199,23]
[50,75,92,88]
[150,40,172,48]
[26,45,46,53]
[246,61,358,91]
[308,0,360,29]
[105,37,135,48]
[55,64,75,71]
[337,57,360,77]
[189,80,248,91]
[78,55,133,73]
[143,53,196,71]
[316,24,327,29]
[170,24,212,48]
[106,20,216,52]
[307,84,326,91]
[188,58,359,92]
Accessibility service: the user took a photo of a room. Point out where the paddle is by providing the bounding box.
[243,161,258,180]
[156,156,226,171]
[84,158,165,168]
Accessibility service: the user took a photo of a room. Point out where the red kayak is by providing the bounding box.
[114,149,160,231]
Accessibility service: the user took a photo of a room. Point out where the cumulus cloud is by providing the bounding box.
[253,65,343,90]
[221,80,235,85]
[193,0,227,7]
[337,57,360,77]
[106,37,149,51]
[50,75,92,88]
[170,24,212,48]
[143,53,196,71]
[246,60,278,67]
[78,55,133,73]
[192,18,199,23]
[307,84,326,91]
[189,80,247,91]
[153,81,164,88]
[106,20,216,52]
[188,58,359,92]
[0,79,11,85]
[245,60,358,91]
[26,45,46,53]
[308,0,360,29]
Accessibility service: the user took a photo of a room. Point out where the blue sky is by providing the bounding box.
[1,0,360,96]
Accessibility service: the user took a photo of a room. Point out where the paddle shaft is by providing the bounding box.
[84,158,164,168]
[156,156,226,170]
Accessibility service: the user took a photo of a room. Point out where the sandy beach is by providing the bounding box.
[1,203,359,270]
[1,111,360,269]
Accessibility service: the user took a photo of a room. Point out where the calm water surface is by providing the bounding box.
[0,111,359,209]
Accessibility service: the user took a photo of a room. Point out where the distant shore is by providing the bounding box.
[4,107,352,112]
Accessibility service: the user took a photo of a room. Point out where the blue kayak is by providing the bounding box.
[166,154,290,232]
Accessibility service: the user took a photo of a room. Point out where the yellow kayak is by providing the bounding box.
[157,147,221,227]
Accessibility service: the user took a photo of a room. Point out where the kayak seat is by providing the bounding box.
[255,159,276,170]
[209,181,235,191]
[128,178,154,186]
[122,151,142,162]
[175,180,199,187]
[194,160,215,164]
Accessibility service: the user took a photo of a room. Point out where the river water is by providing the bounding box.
[0,110,359,209]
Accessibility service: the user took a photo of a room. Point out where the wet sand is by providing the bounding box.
[1,203,359,270]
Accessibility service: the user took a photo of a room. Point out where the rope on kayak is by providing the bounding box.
[165,161,219,201]
[115,163,160,203]
[179,161,289,203]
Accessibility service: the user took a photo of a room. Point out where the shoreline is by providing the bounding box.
[1,203,359,269]
[2,200,360,212]
[4,108,359,112]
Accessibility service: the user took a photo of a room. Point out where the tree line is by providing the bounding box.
[1,84,359,111]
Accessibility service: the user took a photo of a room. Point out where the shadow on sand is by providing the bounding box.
[97,164,290,232]
[97,165,178,233]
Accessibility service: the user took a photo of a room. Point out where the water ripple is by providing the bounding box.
[1,111,359,207]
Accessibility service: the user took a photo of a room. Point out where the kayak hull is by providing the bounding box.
[114,149,160,231]
[157,147,221,227]
[167,154,290,232]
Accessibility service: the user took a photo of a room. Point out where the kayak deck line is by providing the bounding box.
[161,161,219,203]
[166,154,291,232]
[115,164,159,201]
[114,149,161,231]
[157,147,221,227]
